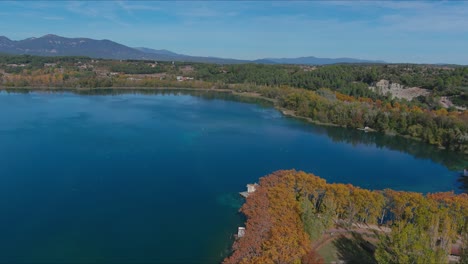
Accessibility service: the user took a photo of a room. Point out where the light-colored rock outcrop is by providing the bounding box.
[369,79,430,101]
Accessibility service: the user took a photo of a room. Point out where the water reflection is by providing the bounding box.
[3,88,467,192]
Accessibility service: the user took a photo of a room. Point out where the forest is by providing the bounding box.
[223,170,468,264]
[0,54,467,152]
[193,63,468,105]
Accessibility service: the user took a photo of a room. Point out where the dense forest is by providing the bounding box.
[1,54,467,100]
[194,63,468,100]
[257,85,468,153]
[0,54,467,152]
[224,170,468,264]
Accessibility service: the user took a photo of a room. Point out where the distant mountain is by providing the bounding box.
[134,47,180,56]
[264,56,385,65]
[0,36,14,49]
[0,34,386,65]
[0,34,248,63]
[0,34,156,60]
[135,47,250,64]
[251,59,277,64]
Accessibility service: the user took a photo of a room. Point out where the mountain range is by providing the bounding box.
[0,34,385,65]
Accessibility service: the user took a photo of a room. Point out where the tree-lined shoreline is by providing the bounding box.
[1,54,467,153]
[224,170,468,264]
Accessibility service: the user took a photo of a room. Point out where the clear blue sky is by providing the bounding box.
[1,1,467,64]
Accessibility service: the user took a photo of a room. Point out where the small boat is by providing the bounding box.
[358,126,373,132]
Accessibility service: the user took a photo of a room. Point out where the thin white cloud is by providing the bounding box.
[66,1,130,27]
[380,13,468,33]
[169,2,243,19]
[318,1,468,33]
[178,7,224,18]
[66,1,99,17]
[117,1,161,12]
[43,16,64,20]
[324,1,435,10]
[376,3,468,33]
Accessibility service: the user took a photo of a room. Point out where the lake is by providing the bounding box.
[0,90,465,263]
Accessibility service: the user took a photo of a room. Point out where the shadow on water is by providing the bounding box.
[458,175,468,193]
[316,126,467,171]
[333,233,377,264]
[306,120,467,193]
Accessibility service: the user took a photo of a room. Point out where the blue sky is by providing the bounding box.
[0,1,467,64]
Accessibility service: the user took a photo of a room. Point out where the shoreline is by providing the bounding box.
[0,86,465,153]
[226,170,468,263]
[0,86,350,129]
[0,86,267,98]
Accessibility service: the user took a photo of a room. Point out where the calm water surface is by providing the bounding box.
[0,91,465,263]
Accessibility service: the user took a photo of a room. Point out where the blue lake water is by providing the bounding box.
[0,90,466,263]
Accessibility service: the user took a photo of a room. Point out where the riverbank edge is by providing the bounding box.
[226,171,468,263]
[0,86,456,151]
[0,86,344,127]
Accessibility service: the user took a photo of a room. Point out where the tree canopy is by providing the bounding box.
[224,170,468,264]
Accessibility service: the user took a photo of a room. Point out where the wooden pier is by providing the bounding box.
[239,191,249,198]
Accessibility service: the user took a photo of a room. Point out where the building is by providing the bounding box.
[177,76,194,82]
[6,64,26,67]
[247,184,257,193]
[240,183,258,198]
[237,227,245,238]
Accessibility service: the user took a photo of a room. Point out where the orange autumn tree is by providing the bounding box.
[223,170,320,264]
[224,170,468,264]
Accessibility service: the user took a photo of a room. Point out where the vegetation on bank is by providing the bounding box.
[0,54,467,152]
[194,63,468,103]
[223,170,468,264]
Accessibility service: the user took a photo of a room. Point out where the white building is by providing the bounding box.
[247,184,257,193]
[237,227,245,238]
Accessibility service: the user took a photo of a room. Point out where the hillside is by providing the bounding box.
[0,34,386,65]
[264,56,385,65]
[0,34,153,60]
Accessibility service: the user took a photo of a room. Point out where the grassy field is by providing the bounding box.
[317,233,377,264]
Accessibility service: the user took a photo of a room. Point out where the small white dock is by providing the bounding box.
[239,191,249,198]
[358,126,374,132]
[239,183,258,198]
